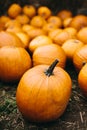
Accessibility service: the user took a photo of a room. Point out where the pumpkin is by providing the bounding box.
[0,31,24,48]
[48,28,63,42]
[68,15,87,31]
[63,17,72,28]
[23,5,36,18]
[53,30,75,46]
[77,27,87,44]
[64,27,77,38]
[30,15,46,28]
[62,39,84,60]
[78,63,87,97]
[73,45,87,72]
[26,27,46,40]
[57,10,72,21]
[42,23,58,34]
[5,19,21,29]
[7,3,22,18]
[16,59,72,122]
[22,24,34,33]
[0,15,11,25]
[15,31,30,49]
[32,44,67,68]
[47,16,62,28]
[16,14,30,25]
[37,6,52,19]
[0,46,32,83]
[29,35,53,53]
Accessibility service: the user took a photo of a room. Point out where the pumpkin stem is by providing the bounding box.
[45,59,59,77]
[82,61,86,66]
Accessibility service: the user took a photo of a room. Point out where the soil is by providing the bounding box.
[0,61,87,130]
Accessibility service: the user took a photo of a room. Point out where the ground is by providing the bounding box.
[0,61,87,130]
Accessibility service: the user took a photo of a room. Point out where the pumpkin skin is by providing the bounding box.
[32,44,67,68]
[78,63,87,97]
[16,59,72,122]
[0,46,32,83]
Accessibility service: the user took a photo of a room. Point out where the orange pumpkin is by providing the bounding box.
[53,30,75,46]
[15,31,30,49]
[78,63,87,97]
[47,16,62,28]
[0,31,24,48]
[48,28,63,41]
[30,15,46,28]
[16,14,30,25]
[77,27,87,44]
[37,6,52,19]
[73,45,87,72]
[0,46,32,83]
[57,10,72,21]
[23,5,36,18]
[26,28,46,40]
[7,3,22,18]
[32,44,67,68]
[16,59,72,122]
[29,35,53,52]
[62,39,84,60]
[42,23,58,34]
[63,17,72,28]
[68,15,87,31]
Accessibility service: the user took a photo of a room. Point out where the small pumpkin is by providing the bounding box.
[78,63,87,97]
[16,59,72,122]
[77,27,87,44]
[68,15,87,31]
[57,10,72,21]
[0,46,32,83]
[16,14,30,25]
[30,15,46,28]
[62,39,84,60]
[26,27,46,40]
[53,30,75,46]
[7,3,22,18]
[47,16,62,28]
[73,45,87,72]
[37,6,52,19]
[15,31,30,49]
[32,44,67,68]
[23,5,36,18]
[29,35,53,53]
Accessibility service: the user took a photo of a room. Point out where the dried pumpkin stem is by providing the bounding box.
[45,59,59,77]
[82,61,86,66]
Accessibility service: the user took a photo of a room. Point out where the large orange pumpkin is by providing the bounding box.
[32,44,67,68]
[78,63,87,97]
[0,46,32,83]
[16,59,72,122]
